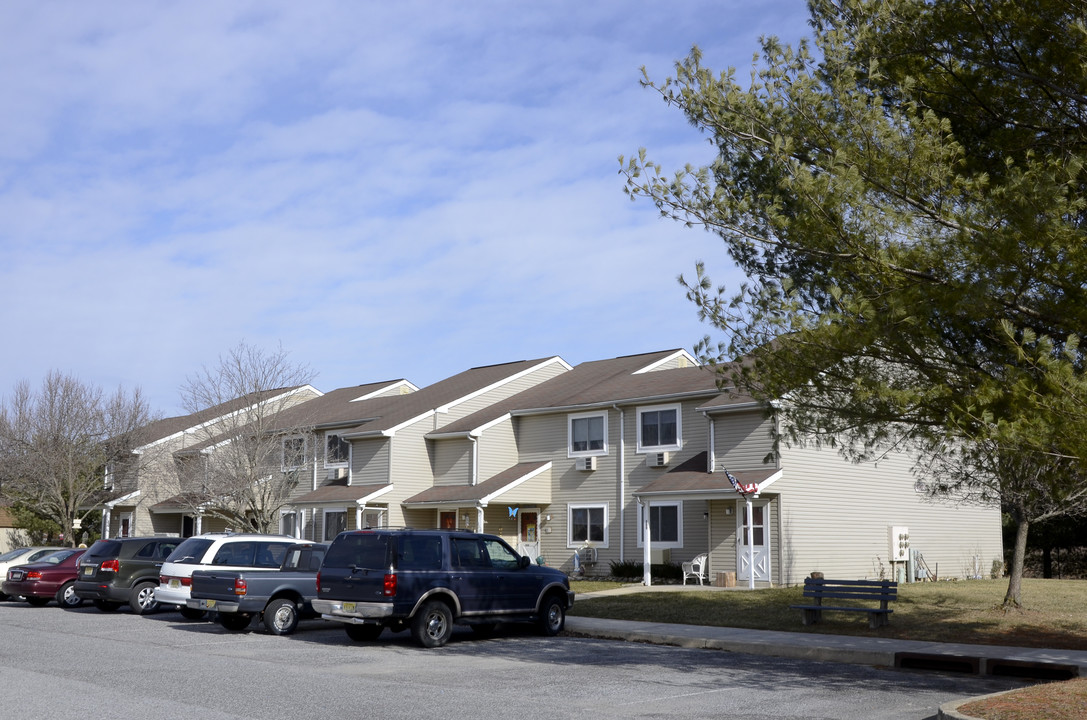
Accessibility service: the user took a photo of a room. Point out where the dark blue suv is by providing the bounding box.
[312,529,574,648]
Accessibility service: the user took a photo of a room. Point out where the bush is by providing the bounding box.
[609,560,682,583]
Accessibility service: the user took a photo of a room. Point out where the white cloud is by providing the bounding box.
[0,0,811,415]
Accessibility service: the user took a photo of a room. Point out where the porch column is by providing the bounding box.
[642,499,652,586]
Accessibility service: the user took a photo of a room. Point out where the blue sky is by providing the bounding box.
[0,1,812,417]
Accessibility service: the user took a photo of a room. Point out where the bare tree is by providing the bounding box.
[0,371,154,546]
[178,342,319,533]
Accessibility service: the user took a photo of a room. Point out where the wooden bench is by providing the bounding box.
[790,578,898,629]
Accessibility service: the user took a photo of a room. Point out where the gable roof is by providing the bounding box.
[340,357,569,439]
[429,350,721,438]
[136,385,319,451]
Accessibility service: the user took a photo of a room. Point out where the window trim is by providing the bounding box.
[567,503,608,548]
[323,507,348,542]
[323,431,350,468]
[636,403,682,453]
[567,411,608,458]
[637,501,684,550]
[281,435,307,471]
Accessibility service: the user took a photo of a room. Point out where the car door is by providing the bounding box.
[449,537,492,615]
[481,537,537,612]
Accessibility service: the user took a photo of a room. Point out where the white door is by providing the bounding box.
[736,501,770,582]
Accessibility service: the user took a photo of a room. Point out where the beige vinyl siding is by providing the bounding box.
[439,359,570,426]
[774,440,1002,585]
[477,420,520,481]
[714,411,776,471]
[351,438,391,485]
[431,438,471,486]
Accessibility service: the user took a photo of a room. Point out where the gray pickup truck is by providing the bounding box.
[188,543,327,634]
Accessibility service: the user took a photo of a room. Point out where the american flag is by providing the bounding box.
[725,468,759,496]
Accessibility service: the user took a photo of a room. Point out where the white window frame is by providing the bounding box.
[323,507,348,542]
[636,403,682,453]
[567,411,608,457]
[637,501,684,549]
[281,435,307,471]
[279,509,301,538]
[324,431,350,468]
[567,503,608,548]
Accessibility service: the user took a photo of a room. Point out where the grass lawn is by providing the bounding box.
[568,578,1087,650]
[568,578,1087,719]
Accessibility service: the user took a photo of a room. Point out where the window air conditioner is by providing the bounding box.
[647,452,670,468]
[328,467,348,481]
[576,456,597,472]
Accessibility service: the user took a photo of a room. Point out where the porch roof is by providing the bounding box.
[402,461,551,508]
[291,483,393,506]
[634,452,781,500]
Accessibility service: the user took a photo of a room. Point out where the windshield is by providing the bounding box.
[83,540,123,559]
[38,549,79,565]
[165,538,214,564]
[0,548,31,562]
[323,533,391,570]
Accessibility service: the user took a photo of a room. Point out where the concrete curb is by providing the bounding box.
[937,689,1018,720]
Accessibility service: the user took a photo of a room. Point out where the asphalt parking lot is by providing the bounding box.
[0,602,1027,720]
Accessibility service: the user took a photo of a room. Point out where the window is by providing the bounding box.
[325,432,349,467]
[483,538,521,570]
[280,511,299,538]
[568,412,607,456]
[282,436,307,470]
[638,502,683,548]
[637,404,682,452]
[568,504,607,547]
[324,508,347,542]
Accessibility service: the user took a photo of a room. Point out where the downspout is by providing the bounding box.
[469,434,479,486]
[612,405,625,563]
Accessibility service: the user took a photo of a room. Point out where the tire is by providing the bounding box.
[537,593,566,636]
[0,591,10,601]
[179,606,207,620]
[94,600,122,612]
[25,596,50,607]
[262,598,299,636]
[345,624,383,642]
[57,581,83,609]
[129,581,159,615]
[218,612,253,631]
[411,600,453,648]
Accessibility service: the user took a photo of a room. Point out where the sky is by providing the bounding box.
[0,1,813,418]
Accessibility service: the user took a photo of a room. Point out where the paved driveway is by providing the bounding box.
[0,603,1027,719]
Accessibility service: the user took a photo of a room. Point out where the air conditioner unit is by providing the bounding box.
[578,546,598,565]
[647,452,670,468]
[327,467,348,481]
[576,456,597,472]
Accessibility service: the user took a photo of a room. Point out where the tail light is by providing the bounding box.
[233,578,247,596]
[159,575,191,586]
[315,571,321,594]
[382,573,397,597]
[27,571,42,580]
[101,559,120,572]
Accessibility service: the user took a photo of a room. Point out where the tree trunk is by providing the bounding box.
[1004,508,1029,609]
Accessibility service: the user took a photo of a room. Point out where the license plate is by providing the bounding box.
[169,579,180,589]
[9,571,23,581]
[204,599,216,609]
[82,566,94,577]
[343,602,356,613]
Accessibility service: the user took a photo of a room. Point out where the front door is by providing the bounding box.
[736,501,770,582]
[518,510,539,561]
[439,511,456,529]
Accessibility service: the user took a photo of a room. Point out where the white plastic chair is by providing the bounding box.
[682,553,708,585]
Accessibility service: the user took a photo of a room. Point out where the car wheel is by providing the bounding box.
[411,600,453,648]
[262,598,299,636]
[57,581,82,609]
[93,600,122,612]
[345,624,383,642]
[537,593,566,636]
[218,613,252,631]
[129,581,159,614]
[0,591,10,601]
[179,606,207,620]
[25,596,50,607]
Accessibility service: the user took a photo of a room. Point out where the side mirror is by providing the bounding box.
[519,555,531,569]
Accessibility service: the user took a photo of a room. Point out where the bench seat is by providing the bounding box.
[790,578,897,630]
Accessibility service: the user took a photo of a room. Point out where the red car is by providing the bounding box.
[2,548,86,608]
